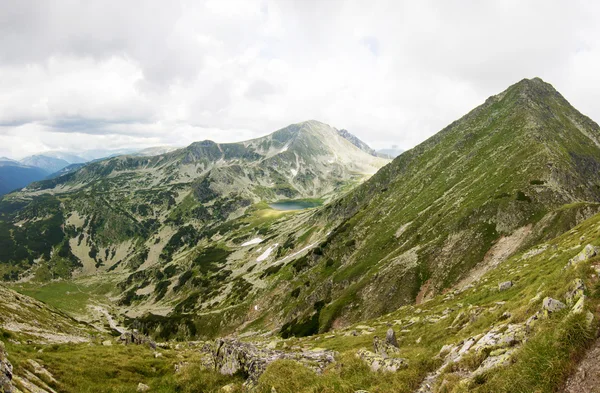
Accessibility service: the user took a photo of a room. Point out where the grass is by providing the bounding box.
[5,342,243,393]
[8,279,114,315]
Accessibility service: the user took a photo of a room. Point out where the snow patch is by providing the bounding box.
[241,237,263,247]
[281,143,290,153]
[257,243,279,262]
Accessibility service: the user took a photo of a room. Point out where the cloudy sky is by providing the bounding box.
[1,0,599,159]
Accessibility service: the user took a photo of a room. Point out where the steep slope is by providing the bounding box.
[0,160,47,196]
[255,78,600,334]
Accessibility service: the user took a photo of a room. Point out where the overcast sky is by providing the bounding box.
[1,0,599,159]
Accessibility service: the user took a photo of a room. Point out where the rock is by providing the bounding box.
[567,244,599,267]
[356,349,407,372]
[385,328,399,348]
[526,311,541,332]
[498,281,513,291]
[373,336,399,358]
[0,342,14,393]
[566,279,586,305]
[571,296,586,314]
[154,352,163,358]
[119,330,156,350]
[27,359,57,384]
[137,382,150,392]
[211,338,335,384]
[102,340,113,346]
[542,297,566,315]
[415,337,422,344]
[473,349,515,375]
[586,311,595,329]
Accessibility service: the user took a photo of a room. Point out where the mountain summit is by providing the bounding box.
[258,77,600,330]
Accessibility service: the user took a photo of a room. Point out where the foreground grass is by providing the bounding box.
[5,342,242,393]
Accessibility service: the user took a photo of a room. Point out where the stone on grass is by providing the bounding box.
[386,328,399,348]
[356,349,407,372]
[137,382,150,392]
[498,281,513,291]
[542,297,566,315]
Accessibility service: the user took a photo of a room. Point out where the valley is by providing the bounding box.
[1,78,600,392]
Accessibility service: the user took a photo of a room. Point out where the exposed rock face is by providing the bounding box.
[0,342,14,393]
[211,339,336,384]
[119,330,156,349]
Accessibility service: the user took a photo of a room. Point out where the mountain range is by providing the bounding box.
[0,78,600,392]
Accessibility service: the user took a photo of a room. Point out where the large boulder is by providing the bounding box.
[0,342,14,393]
[211,339,335,385]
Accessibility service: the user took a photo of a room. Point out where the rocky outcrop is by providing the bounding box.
[210,339,336,385]
[356,349,407,372]
[567,244,600,268]
[0,342,14,393]
[118,330,156,349]
[357,330,407,372]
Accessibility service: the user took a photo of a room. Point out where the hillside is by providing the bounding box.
[0,120,386,287]
[247,78,600,334]
[0,160,47,196]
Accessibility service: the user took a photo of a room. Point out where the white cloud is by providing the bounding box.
[0,0,599,158]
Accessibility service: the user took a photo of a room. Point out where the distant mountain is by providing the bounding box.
[336,129,378,156]
[40,151,87,164]
[20,155,71,174]
[45,163,87,180]
[129,146,180,157]
[376,147,404,158]
[0,120,388,285]
[0,160,47,195]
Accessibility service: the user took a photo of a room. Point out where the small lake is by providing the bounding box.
[268,200,322,211]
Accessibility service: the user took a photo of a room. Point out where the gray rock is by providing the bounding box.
[0,342,14,393]
[498,281,513,291]
[566,279,586,305]
[119,330,156,350]
[137,382,150,392]
[211,338,335,385]
[356,349,407,372]
[543,297,566,314]
[386,328,399,348]
[567,244,599,267]
[373,336,399,358]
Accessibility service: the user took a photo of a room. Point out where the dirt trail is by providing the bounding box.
[563,335,600,393]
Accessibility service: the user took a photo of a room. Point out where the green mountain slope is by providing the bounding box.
[0,121,386,296]
[256,78,600,333]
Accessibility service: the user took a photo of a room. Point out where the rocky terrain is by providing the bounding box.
[0,78,600,392]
